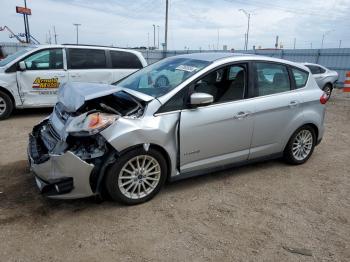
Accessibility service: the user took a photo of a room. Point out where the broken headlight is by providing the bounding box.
[66,112,118,136]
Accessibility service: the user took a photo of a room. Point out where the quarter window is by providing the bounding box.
[305,65,324,74]
[68,48,106,69]
[23,49,63,70]
[255,62,291,96]
[110,51,143,69]
[292,68,308,88]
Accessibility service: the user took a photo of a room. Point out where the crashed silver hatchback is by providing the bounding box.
[28,53,326,204]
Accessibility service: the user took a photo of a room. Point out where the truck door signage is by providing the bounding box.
[32,77,60,89]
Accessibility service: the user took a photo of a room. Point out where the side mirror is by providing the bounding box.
[190,92,214,107]
[19,61,26,71]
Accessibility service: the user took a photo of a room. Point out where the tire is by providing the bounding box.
[105,148,167,205]
[283,125,316,165]
[0,90,14,120]
[323,84,333,98]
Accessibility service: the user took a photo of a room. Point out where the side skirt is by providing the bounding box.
[169,152,283,182]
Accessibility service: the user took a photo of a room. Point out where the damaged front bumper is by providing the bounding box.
[28,120,97,199]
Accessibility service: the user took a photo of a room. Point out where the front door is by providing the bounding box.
[179,64,255,173]
[16,48,67,107]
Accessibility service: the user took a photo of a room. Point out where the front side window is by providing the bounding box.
[23,49,63,70]
[110,51,143,69]
[0,47,35,67]
[255,62,291,96]
[115,57,210,97]
[292,68,309,88]
[193,64,246,103]
[69,48,106,69]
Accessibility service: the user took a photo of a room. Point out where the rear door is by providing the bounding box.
[109,50,144,83]
[16,48,67,106]
[67,48,112,84]
[249,62,303,159]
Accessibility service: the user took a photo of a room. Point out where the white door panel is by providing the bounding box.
[17,70,68,106]
[180,100,255,173]
[68,69,113,84]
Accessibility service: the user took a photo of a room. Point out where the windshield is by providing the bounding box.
[115,57,210,97]
[0,47,35,67]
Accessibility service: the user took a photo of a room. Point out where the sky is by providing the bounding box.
[1,0,350,50]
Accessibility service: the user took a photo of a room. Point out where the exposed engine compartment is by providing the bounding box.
[76,91,145,118]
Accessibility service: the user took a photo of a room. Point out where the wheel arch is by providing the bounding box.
[95,143,173,195]
[283,123,319,152]
[0,86,15,106]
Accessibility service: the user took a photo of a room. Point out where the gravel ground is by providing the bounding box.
[0,90,349,262]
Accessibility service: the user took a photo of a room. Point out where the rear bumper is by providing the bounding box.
[28,130,96,199]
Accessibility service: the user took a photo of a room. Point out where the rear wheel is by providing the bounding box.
[323,84,333,98]
[284,126,316,165]
[0,90,14,120]
[105,148,167,205]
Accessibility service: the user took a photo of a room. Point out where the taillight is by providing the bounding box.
[320,92,329,104]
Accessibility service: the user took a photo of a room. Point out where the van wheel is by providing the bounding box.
[105,148,167,205]
[284,126,316,165]
[0,90,14,120]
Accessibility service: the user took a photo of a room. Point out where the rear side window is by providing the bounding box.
[305,65,324,74]
[68,48,106,69]
[255,62,291,96]
[110,51,143,69]
[292,68,308,88]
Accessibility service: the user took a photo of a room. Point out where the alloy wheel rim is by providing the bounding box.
[324,86,331,97]
[292,129,313,161]
[0,97,6,115]
[118,155,161,199]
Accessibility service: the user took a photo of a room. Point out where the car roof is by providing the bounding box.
[172,52,308,70]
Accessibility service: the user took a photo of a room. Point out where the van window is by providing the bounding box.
[255,62,291,96]
[23,49,63,70]
[68,49,106,69]
[110,51,143,69]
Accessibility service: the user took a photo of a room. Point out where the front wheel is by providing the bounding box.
[284,126,316,165]
[105,148,167,205]
[0,91,14,120]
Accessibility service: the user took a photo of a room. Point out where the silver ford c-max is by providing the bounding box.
[28,53,328,204]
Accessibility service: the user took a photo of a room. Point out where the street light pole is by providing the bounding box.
[153,24,156,49]
[164,0,169,51]
[157,25,160,49]
[73,23,81,45]
[239,9,251,50]
[321,30,334,49]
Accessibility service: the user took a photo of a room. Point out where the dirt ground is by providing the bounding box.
[0,90,349,262]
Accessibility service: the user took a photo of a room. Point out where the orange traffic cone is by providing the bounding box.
[344,72,350,92]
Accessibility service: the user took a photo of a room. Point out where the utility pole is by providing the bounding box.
[239,9,251,51]
[48,29,51,44]
[310,42,313,49]
[147,32,150,49]
[293,38,296,49]
[157,25,160,49]
[339,40,342,48]
[153,24,156,49]
[53,26,58,44]
[73,23,81,44]
[164,0,169,51]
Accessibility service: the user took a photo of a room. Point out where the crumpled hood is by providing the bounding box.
[58,82,153,112]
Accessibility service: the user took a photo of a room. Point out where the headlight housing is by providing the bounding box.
[66,112,118,136]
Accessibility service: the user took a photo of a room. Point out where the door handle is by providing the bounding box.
[233,111,250,120]
[289,100,299,107]
[53,73,65,77]
[70,73,81,78]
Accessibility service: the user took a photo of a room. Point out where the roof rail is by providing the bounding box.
[61,43,127,49]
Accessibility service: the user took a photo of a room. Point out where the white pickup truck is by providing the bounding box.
[0,44,147,119]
